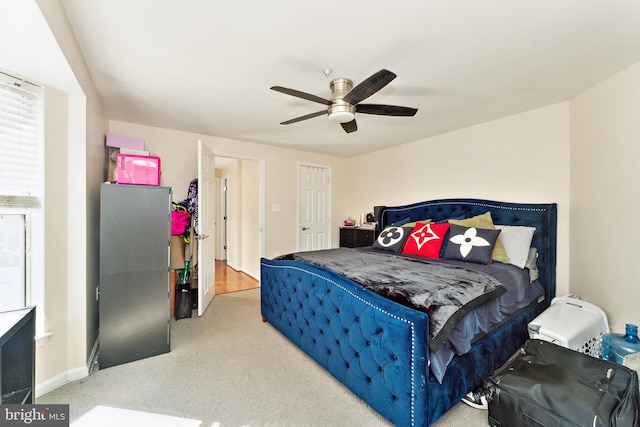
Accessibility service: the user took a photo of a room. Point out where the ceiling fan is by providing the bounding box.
[270,69,418,133]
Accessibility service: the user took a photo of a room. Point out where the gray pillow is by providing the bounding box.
[525,247,539,282]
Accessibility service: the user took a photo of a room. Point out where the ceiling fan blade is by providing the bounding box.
[356,104,418,116]
[341,119,357,133]
[342,69,397,105]
[270,86,331,106]
[280,110,327,125]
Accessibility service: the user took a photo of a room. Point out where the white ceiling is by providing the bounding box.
[60,0,640,158]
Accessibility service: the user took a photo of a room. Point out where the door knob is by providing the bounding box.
[197,234,210,240]
[302,227,310,231]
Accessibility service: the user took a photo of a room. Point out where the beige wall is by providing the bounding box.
[219,160,240,270]
[41,85,70,383]
[570,61,640,332]
[240,160,261,279]
[108,121,350,260]
[2,0,108,396]
[37,0,108,394]
[345,103,572,296]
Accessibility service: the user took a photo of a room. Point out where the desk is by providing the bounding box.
[0,306,35,404]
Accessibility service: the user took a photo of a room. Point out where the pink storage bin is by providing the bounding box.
[106,133,145,150]
[116,154,161,186]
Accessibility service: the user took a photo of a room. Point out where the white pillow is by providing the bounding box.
[495,225,535,268]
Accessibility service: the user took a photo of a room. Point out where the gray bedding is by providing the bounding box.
[285,247,507,352]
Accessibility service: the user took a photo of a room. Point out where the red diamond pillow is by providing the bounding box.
[401,222,450,258]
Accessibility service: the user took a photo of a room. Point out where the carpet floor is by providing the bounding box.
[37,288,489,426]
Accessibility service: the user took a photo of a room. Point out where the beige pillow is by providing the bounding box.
[449,211,510,264]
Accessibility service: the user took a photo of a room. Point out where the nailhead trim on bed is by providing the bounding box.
[261,260,430,427]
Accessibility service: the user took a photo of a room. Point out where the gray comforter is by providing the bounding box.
[285,247,506,352]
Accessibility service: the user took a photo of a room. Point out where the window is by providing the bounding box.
[0,214,27,311]
[0,71,43,323]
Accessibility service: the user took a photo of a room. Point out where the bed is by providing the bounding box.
[260,198,557,426]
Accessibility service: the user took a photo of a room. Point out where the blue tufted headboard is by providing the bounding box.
[375,198,557,305]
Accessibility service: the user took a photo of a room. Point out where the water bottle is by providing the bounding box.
[601,323,640,364]
[178,261,191,284]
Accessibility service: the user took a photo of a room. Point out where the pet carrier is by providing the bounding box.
[527,295,610,357]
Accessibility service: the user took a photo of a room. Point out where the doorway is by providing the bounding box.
[213,154,264,286]
[215,260,258,294]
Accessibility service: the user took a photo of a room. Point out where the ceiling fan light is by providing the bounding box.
[328,111,355,123]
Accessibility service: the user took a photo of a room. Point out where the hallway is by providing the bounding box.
[215,260,259,294]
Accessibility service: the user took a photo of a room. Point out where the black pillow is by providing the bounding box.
[443,224,501,264]
[372,226,413,253]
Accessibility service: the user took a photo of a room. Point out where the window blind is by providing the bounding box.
[0,71,42,206]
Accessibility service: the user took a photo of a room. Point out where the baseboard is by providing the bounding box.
[36,365,88,399]
[35,337,98,399]
[224,262,259,282]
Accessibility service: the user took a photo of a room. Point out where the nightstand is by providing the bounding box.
[339,227,375,248]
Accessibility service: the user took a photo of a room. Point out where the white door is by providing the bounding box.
[197,140,216,316]
[298,165,331,251]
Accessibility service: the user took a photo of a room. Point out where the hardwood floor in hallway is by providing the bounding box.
[215,260,259,294]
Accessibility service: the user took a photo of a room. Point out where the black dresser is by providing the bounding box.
[339,227,375,248]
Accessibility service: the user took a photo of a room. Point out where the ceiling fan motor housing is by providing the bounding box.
[328,78,355,123]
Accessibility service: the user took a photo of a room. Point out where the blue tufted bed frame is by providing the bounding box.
[260,198,557,426]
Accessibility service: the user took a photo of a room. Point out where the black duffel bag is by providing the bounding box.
[485,339,639,427]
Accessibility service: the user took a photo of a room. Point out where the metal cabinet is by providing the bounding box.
[99,184,171,368]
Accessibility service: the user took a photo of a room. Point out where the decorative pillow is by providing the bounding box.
[525,247,539,282]
[443,224,501,264]
[401,223,450,258]
[436,214,465,257]
[372,226,413,253]
[495,225,536,268]
[449,211,510,264]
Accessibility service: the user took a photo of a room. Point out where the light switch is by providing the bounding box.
[272,203,280,212]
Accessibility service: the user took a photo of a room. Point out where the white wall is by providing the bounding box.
[570,61,640,332]
[345,103,572,296]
